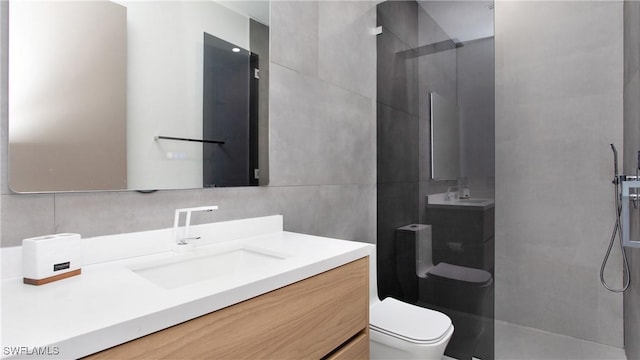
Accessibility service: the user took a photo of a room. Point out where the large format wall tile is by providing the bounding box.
[500,49,622,106]
[377,23,418,116]
[269,64,375,187]
[416,4,451,48]
[1,194,55,246]
[268,64,322,186]
[494,320,626,360]
[416,6,457,119]
[496,254,599,341]
[457,38,495,192]
[498,2,622,70]
[377,102,418,184]
[376,0,418,49]
[270,1,318,76]
[318,1,376,99]
[497,3,622,106]
[316,184,376,244]
[53,190,207,238]
[495,0,624,347]
[598,273,624,347]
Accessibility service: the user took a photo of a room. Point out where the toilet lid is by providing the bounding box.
[370,298,452,344]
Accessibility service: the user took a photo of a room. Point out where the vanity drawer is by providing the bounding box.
[85,257,369,359]
[326,331,370,360]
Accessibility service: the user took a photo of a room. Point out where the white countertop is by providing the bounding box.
[0,215,372,359]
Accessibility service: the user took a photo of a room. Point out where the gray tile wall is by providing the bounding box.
[623,1,640,358]
[0,2,377,247]
[495,1,624,347]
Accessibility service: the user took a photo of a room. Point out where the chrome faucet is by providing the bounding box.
[173,206,218,246]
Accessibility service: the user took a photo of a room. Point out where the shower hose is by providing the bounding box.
[600,144,631,293]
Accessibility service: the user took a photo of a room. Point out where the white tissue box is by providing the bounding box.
[22,233,82,285]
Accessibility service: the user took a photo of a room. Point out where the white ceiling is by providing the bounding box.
[418,0,494,43]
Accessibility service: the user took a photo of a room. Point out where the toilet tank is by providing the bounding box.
[396,224,433,277]
[395,224,433,303]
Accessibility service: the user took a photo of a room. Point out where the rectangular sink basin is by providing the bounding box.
[131,248,287,289]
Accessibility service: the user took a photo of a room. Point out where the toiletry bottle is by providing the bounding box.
[458,176,470,199]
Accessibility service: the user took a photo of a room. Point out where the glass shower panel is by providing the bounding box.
[376,1,495,359]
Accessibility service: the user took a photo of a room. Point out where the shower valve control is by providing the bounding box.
[621,180,640,248]
[614,174,638,184]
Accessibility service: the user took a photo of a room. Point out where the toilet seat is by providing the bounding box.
[427,262,492,286]
[370,297,453,344]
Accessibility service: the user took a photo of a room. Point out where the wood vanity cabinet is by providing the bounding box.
[85,257,369,360]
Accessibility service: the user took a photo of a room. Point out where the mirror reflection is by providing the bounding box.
[8,0,270,193]
[430,91,460,180]
[202,32,258,187]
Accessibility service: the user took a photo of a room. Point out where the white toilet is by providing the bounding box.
[369,246,454,359]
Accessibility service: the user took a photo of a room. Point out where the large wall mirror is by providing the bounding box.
[8,0,270,193]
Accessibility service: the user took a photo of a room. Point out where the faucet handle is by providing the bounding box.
[173,206,219,229]
[177,236,201,246]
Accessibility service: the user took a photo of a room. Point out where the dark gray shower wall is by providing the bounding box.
[376,0,458,299]
[416,4,461,225]
[458,37,495,197]
[377,0,420,299]
[624,1,640,359]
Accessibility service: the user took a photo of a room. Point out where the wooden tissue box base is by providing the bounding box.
[24,268,82,286]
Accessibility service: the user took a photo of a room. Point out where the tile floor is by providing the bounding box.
[494,320,627,360]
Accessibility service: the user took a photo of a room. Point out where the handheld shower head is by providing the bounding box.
[601,143,631,292]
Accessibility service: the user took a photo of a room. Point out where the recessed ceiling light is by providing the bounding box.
[232,47,240,53]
